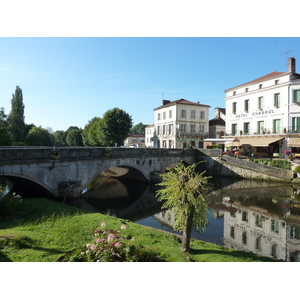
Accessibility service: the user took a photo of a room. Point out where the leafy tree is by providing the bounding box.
[66,129,84,146]
[53,130,67,146]
[131,122,148,134]
[25,126,53,146]
[0,107,12,146]
[156,161,211,252]
[98,108,133,147]
[7,86,26,143]
[82,117,101,146]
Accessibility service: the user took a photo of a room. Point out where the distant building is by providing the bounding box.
[153,98,210,148]
[145,124,155,147]
[209,107,226,138]
[124,134,145,148]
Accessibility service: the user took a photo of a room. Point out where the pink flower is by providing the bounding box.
[121,223,126,230]
[107,234,115,242]
[90,244,96,250]
[101,222,106,229]
[96,238,105,244]
[114,242,121,248]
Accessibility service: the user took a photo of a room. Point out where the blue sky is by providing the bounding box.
[1,37,300,132]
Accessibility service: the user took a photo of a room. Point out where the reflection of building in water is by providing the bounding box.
[222,196,300,261]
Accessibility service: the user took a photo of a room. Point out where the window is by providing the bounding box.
[255,214,264,228]
[242,232,247,245]
[275,79,279,85]
[258,96,264,109]
[255,237,262,250]
[294,90,300,103]
[291,225,300,240]
[168,124,173,135]
[232,102,237,114]
[274,93,280,107]
[244,122,250,134]
[233,91,236,95]
[163,112,166,119]
[258,121,264,134]
[271,243,278,259]
[230,226,235,238]
[245,88,248,92]
[231,124,237,136]
[181,109,186,118]
[180,124,186,133]
[169,110,172,118]
[271,220,279,233]
[191,110,196,119]
[200,111,205,119]
[292,117,300,132]
[162,125,166,135]
[199,124,204,133]
[190,124,195,133]
[242,211,248,222]
[273,119,281,133]
[157,113,161,120]
[244,99,249,112]
[157,126,160,135]
[259,84,263,89]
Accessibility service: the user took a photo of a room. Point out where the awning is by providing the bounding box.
[226,137,283,147]
[288,137,300,147]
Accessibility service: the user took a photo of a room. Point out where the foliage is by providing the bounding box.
[131,122,148,134]
[156,161,211,252]
[7,86,26,143]
[294,166,300,173]
[53,130,67,146]
[25,126,53,146]
[58,222,164,262]
[206,144,222,149]
[66,129,83,146]
[0,192,23,216]
[0,107,12,146]
[98,108,133,147]
[82,117,103,146]
[249,158,291,170]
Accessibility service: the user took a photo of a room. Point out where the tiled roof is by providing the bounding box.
[154,98,210,110]
[225,71,286,92]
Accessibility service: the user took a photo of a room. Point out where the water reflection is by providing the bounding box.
[66,175,300,261]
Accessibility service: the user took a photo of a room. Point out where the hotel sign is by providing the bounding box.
[236,109,275,118]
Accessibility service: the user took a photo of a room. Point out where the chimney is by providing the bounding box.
[163,100,170,105]
[288,56,296,73]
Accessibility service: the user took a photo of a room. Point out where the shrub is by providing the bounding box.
[294,166,300,173]
[0,192,23,216]
[57,222,165,262]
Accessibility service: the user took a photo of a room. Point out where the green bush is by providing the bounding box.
[0,192,23,216]
[294,166,300,173]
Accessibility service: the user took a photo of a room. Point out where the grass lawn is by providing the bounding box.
[0,197,276,262]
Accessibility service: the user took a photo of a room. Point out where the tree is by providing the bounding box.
[82,117,101,146]
[131,122,148,134]
[98,108,133,147]
[66,129,84,146]
[53,130,67,146]
[25,126,53,146]
[7,86,26,144]
[156,161,211,252]
[0,107,12,146]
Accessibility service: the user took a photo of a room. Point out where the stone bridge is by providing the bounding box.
[0,147,199,199]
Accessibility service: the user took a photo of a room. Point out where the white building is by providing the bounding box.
[224,56,300,156]
[153,99,210,148]
[123,134,145,147]
[145,124,154,147]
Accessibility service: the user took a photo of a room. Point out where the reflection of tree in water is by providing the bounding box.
[81,176,148,210]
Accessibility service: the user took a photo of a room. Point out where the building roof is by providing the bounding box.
[126,134,145,138]
[154,98,210,110]
[145,124,154,128]
[209,118,225,126]
[224,71,286,92]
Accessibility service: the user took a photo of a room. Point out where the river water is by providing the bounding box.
[64,175,300,262]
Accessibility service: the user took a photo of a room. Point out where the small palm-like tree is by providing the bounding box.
[156,161,211,252]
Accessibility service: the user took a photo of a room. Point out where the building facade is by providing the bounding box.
[224,56,300,156]
[209,107,226,138]
[153,99,210,148]
[145,124,154,147]
[123,134,145,147]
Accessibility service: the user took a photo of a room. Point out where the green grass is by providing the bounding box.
[0,197,276,262]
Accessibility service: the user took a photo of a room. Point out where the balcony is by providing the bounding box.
[225,126,300,137]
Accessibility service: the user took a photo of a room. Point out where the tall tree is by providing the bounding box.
[7,86,26,143]
[98,108,133,147]
[25,126,53,146]
[82,117,102,146]
[66,129,84,146]
[131,122,148,134]
[156,161,211,252]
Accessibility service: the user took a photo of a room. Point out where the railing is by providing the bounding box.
[224,126,300,137]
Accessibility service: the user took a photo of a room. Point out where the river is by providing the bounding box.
[64,175,300,262]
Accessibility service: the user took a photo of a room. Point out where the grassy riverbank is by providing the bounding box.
[0,197,276,262]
